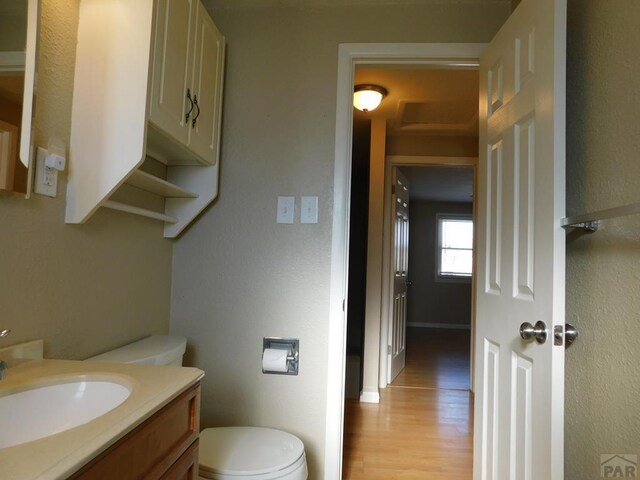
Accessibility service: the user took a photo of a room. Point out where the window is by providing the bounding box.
[437,215,473,279]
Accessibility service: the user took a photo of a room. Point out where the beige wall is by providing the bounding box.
[0,0,172,360]
[387,134,479,157]
[171,2,509,477]
[407,200,473,327]
[0,1,27,51]
[565,1,640,478]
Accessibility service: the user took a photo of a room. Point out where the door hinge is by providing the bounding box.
[342,299,346,312]
[391,185,396,195]
[387,345,392,355]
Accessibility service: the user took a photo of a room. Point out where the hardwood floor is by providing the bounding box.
[391,327,471,390]
[342,328,473,479]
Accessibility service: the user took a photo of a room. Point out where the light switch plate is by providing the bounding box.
[277,196,295,224]
[301,196,318,224]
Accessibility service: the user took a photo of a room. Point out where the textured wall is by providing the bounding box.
[171,2,508,477]
[565,1,640,478]
[407,200,473,327]
[387,135,479,157]
[0,0,172,360]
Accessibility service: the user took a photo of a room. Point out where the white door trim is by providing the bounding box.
[325,42,486,479]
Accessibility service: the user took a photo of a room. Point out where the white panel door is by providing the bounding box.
[388,168,409,383]
[473,0,566,479]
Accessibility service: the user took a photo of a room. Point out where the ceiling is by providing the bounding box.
[355,66,478,203]
[354,66,479,137]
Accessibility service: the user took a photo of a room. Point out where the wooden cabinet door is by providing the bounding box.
[148,0,196,145]
[70,384,201,480]
[187,0,224,165]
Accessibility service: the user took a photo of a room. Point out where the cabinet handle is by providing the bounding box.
[185,89,194,122]
[192,95,200,128]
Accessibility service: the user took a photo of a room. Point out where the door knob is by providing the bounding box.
[406,280,413,287]
[520,320,547,344]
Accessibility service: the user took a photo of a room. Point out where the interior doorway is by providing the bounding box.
[341,61,478,478]
[389,164,475,392]
[342,162,477,480]
[344,64,479,400]
[324,43,486,479]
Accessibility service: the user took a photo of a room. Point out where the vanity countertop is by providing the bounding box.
[0,359,204,480]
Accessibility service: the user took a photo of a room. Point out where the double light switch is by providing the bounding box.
[277,196,318,224]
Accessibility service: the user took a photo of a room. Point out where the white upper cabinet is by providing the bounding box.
[67,0,225,237]
[148,0,224,166]
[148,0,196,148]
[188,1,225,163]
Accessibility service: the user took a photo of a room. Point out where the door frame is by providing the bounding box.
[325,43,486,479]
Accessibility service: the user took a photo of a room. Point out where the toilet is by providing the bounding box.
[87,335,308,480]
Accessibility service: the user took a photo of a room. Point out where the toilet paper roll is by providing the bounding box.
[262,348,289,373]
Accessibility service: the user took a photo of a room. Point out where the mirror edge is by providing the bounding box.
[20,0,40,198]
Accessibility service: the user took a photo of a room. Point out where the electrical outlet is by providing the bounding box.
[34,147,58,197]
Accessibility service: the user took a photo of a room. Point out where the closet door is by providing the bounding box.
[148,0,196,145]
[187,0,225,165]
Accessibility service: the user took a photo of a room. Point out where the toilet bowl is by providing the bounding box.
[198,427,307,480]
[86,336,308,480]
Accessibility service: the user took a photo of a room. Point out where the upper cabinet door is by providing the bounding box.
[148,0,196,146]
[187,1,225,165]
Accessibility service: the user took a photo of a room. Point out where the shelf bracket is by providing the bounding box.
[561,220,600,232]
[561,201,640,232]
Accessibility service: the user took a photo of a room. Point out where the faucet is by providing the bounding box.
[0,328,10,380]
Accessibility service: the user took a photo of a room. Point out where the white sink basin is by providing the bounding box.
[0,378,131,449]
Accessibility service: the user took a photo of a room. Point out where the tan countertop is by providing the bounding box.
[0,359,204,480]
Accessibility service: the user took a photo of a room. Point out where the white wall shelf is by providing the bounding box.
[103,200,178,224]
[125,170,198,199]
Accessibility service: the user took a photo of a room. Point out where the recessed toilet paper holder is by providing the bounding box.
[262,337,299,375]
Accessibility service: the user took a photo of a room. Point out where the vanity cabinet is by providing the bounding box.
[70,383,201,480]
[66,0,225,238]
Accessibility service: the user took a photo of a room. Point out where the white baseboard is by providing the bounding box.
[359,389,380,404]
[407,322,471,330]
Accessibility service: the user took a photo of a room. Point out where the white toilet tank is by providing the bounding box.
[86,335,186,366]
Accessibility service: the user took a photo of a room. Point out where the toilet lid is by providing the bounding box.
[199,427,305,476]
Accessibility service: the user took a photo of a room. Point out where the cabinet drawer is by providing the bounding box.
[160,439,199,480]
[70,384,200,480]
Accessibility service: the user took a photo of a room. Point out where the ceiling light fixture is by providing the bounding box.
[353,84,388,112]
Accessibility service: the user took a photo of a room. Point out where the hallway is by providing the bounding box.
[392,327,471,390]
[342,328,473,479]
